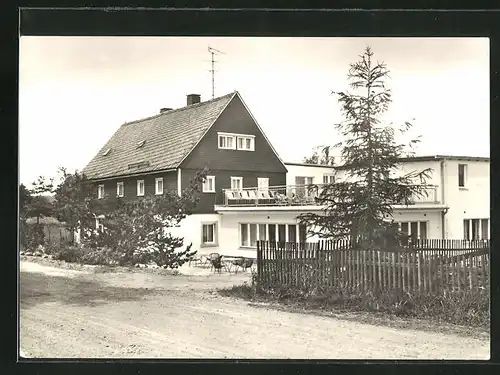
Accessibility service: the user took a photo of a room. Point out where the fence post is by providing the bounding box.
[256,240,262,286]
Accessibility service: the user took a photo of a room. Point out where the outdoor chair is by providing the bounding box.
[231,257,254,273]
[208,252,228,273]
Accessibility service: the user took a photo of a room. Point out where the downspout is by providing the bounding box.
[440,159,447,239]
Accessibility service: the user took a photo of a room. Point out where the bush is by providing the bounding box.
[22,223,46,251]
[80,246,121,266]
[243,280,490,328]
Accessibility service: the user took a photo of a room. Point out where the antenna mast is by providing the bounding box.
[208,46,224,99]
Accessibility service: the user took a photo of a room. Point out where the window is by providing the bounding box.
[257,177,269,191]
[218,133,236,150]
[137,180,145,196]
[102,148,111,156]
[464,218,489,240]
[258,224,267,241]
[218,132,255,151]
[398,221,427,239]
[237,136,255,151]
[278,224,286,243]
[97,184,105,199]
[239,223,308,247]
[116,182,124,197]
[136,140,146,149]
[155,177,163,195]
[202,223,217,246]
[202,176,215,193]
[481,219,489,240]
[231,177,243,191]
[241,224,249,247]
[323,174,335,184]
[458,164,467,187]
[288,225,297,243]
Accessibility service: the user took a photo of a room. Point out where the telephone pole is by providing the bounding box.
[208,46,224,99]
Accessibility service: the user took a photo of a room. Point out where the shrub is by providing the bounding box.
[247,281,490,328]
[22,223,46,251]
[80,246,121,266]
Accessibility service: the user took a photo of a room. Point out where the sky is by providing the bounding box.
[19,37,489,187]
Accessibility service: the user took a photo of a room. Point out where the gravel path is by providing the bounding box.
[20,260,490,359]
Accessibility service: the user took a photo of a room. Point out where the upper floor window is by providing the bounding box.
[231,176,243,191]
[137,180,145,196]
[218,132,255,151]
[218,133,236,150]
[116,182,124,197]
[155,177,163,195]
[97,184,105,199]
[237,135,255,151]
[323,174,335,184]
[203,176,215,193]
[458,164,467,188]
[257,177,269,191]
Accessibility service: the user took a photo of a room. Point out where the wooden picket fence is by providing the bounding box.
[256,239,490,294]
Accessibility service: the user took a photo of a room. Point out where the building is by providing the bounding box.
[82,92,490,258]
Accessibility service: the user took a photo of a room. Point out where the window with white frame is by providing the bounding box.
[463,218,489,240]
[239,223,308,248]
[201,223,217,246]
[155,177,163,195]
[218,133,236,150]
[95,216,105,233]
[116,182,124,197]
[231,176,243,191]
[458,164,467,188]
[97,184,105,199]
[397,221,427,240]
[237,135,255,151]
[257,177,269,191]
[323,174,335,184]
[202,175,215,193]
[137,180,145,196]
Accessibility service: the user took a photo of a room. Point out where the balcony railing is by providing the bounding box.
[219,184,439,207]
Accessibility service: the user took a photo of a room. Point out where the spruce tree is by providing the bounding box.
[299,46,431,248]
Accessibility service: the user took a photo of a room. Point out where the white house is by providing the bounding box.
[82,92,490,259]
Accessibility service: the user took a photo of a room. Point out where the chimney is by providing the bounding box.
[186,94,201,106]
[160,107,172,113]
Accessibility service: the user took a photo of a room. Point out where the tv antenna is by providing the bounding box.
[208,46,224,99]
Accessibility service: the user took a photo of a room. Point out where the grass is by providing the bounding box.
[218,281,490,339]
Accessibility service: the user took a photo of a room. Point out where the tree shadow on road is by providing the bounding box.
[20,271,159,309]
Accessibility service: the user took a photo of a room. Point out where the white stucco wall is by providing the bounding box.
[285,164,336,185]
[441,159,490,239]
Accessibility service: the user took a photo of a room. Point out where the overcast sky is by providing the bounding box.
[19,37,489,186]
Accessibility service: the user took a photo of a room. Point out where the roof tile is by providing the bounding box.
[83,92,235,179]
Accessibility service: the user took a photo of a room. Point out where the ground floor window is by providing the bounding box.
[463,218,489,240]
[202,223,217,246]
[239,223,308,248]
[397,221,428,240]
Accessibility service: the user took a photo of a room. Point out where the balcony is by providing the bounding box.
[218,184,440,208]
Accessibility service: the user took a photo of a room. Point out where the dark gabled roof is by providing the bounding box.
[83,92,236,180]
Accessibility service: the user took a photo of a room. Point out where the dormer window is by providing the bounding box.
[102,148,111,156]
[136,140,146,149]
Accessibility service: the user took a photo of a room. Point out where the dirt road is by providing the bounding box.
[20,260,489,359]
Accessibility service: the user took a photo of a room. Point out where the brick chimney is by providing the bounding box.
[186,94,201,106]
